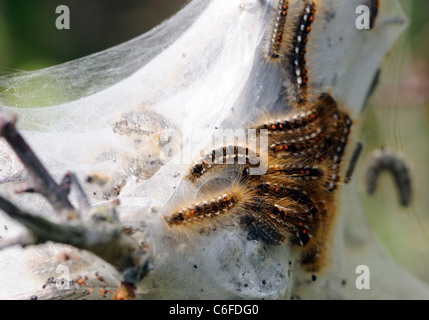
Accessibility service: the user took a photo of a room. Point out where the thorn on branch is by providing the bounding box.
[60,172,72,196]
[69,172,91,211]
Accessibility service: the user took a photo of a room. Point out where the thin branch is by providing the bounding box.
[69,172,91,211]
[0,195,151,283]
[0,111,152,285]
[0,195,81,245]
[0,113,74,213]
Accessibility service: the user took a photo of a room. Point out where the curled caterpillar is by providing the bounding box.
[365,147,412,207]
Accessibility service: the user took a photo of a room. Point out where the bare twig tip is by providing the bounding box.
[0,113,17,136]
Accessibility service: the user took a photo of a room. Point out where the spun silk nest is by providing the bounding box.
[0,0,426,300]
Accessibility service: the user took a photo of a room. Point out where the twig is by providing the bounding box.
[69,172,91,211]
[0,194,151,283]
[0,114,74,213]
[0,195,83,245]
[0,111,152,285]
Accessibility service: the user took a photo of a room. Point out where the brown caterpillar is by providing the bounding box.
[268,0,290,60]
[186,145,261,183]
[164,92,352,272]
[287,0,317,105]
[165,191,240,226]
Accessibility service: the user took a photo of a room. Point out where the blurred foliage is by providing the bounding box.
[359,0,429,283]
[404,0,429,59]
[0,0,187,70]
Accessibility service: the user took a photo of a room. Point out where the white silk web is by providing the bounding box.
[0,0,424,300]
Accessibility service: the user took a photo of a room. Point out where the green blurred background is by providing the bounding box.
[358,0,429,284]
[0,0,428,284]
[0,0,426,71]
[0,0,187,71]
